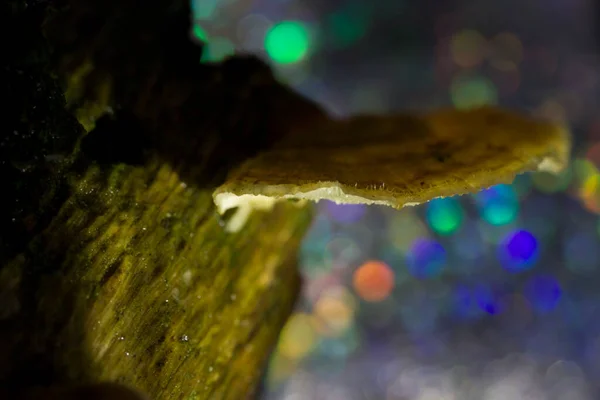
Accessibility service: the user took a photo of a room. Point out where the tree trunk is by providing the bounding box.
[1,1,317,399]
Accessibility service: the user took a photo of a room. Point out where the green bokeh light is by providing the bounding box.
[265,21,310,64]
[483,202,518,226]
[426,197,464,235]
[531,166,573,194]
[477,185,519,226]
[327,2,370,48]
[451,75,498,109]
[191,0,218,20]
[192,24,208,42]
[200,36,235,63]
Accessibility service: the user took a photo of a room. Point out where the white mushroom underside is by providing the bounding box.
[213,156,562,233]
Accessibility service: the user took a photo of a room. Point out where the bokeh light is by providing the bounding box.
[237,14,273,52]
[192,23,208,42]
[476,184,519,226]
[325,236,361,266]
[316,325,359,362]
[323,201,366,224]
[587,141,600,169]
[488,32,523,71]
[406,238,446,279]
[388,209,430,253]
[265,21,310,64]
[573,158,599,190]
[278,313,317,360]
[498,229,539,272]
[200,36,235,63]
[352,260,395,302]
[450,29,487,68]
[191,0,218,20]
[450,74,498,109]
[536,99,567,125]
[524,275,562,313]
[312,286,355,336]
[531,167,572,194]
[474,284,504,315]
[326,2,370,49]
[426,197,464,235]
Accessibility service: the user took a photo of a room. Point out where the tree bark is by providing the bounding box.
[1,1,318,399]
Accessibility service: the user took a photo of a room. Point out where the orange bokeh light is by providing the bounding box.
[352,260,395,302]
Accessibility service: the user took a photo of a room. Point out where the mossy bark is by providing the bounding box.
[1,1,317,399]
[3,160,312,399]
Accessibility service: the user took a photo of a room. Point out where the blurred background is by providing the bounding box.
[193,0,600,398]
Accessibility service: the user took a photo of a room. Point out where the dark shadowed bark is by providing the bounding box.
[1,1,322,398]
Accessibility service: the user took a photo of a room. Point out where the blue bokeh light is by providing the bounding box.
[406,238,446,278]
[498,229,539,272]
[524,275,562,313]
[474,284,503,315]
[324,201,366,224]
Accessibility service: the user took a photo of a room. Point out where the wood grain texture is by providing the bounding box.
[2,1,318,399]
[2,159,312,399]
